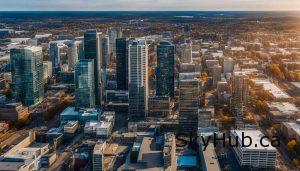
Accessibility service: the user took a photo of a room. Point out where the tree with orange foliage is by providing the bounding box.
[267,64,285,79]
[287,139,297,150]
[201,72,207,81]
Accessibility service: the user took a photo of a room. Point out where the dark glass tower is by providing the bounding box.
[116,38,128,90]
[84,29,101,105]
[156,41,175,97]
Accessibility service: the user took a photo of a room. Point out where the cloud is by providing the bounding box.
[0,0,300,11]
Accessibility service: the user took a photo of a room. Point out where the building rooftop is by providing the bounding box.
[201,142,221,171]
[60,107,79,116]
[252,78,290,99]
[179,72,200,80]
[177,156,197,167]
[231,130,276,151]
[0,162,24,170]
[64,121,78,128]
[137,137,163,169]
[268,102,299,115]
[80,108,99,117]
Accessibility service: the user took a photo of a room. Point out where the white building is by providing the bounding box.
[230,130,277,169]
[43,61,52,81]
[128,39,148,122]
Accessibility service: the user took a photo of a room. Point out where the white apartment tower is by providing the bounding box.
[128,39,149,122]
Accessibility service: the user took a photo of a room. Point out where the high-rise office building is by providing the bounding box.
[67,41,79,71]
[84,29,101,105]
[116,38,128,90]
[209,65,222,87]
[231,72,249,117]
[77,40,84,60]
[178,73,200,134]
[100,35,110,69]
[180,43,192,63]
[75,59,95,108]
[11,46,44,106]
[128,39,148,122]
[107,27,122,58]
[98,35,109,103]
[156,41,175,97]
[223,58,235,74]
[49,41,64,74]
[43,61,52,81]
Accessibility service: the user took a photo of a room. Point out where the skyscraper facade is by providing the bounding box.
[116,38,128,90]
[100,35,110,69]
[107,27,122,58]
[223,58,235,74]
[178,73,200,134]
[49,41,63,74]
[11,46,44,106]
[156,41,175,97]
[231,72,249,117]
[128,39,148,122]
[84,29,101,105]
[67,41,79,71]
[75,59,95,108]
[180,43,192,63]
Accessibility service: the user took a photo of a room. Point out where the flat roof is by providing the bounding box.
[177,155,197,167]
[0,162,24,170]
[137,137,163,168]
[201,142,221,171]
[231,130,276,151]
[268,102,299,115]
[60,107,79,116]
[252,79,290,99]
[80,108,99,116]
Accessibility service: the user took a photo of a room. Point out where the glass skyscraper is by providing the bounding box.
[11,46,44,106]
[116,38,128,90]
[128,39,148,122]
[75,59,95,108]
[84,29,101,105]
[156,41,175,97]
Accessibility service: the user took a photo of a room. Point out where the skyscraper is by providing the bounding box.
[84,29,101,105]
[156,41,175,97]
[231,72,249,117]
[75,59,95,108]
[128,39,148,122]
[223,58,235,74]
[98,35,109,103]
[180,43,192,63]
[11,46,44,106]
[49,41,63,75]
[67,41,79,71]
[107,27,122,58]
[209,65,222,87]
[116,38,128,90]
[178,73,200,134]
[100,35,110,69]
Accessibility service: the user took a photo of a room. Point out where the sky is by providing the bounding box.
[0,0,300,11]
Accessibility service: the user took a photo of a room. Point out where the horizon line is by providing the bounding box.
[0,10,300,12]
